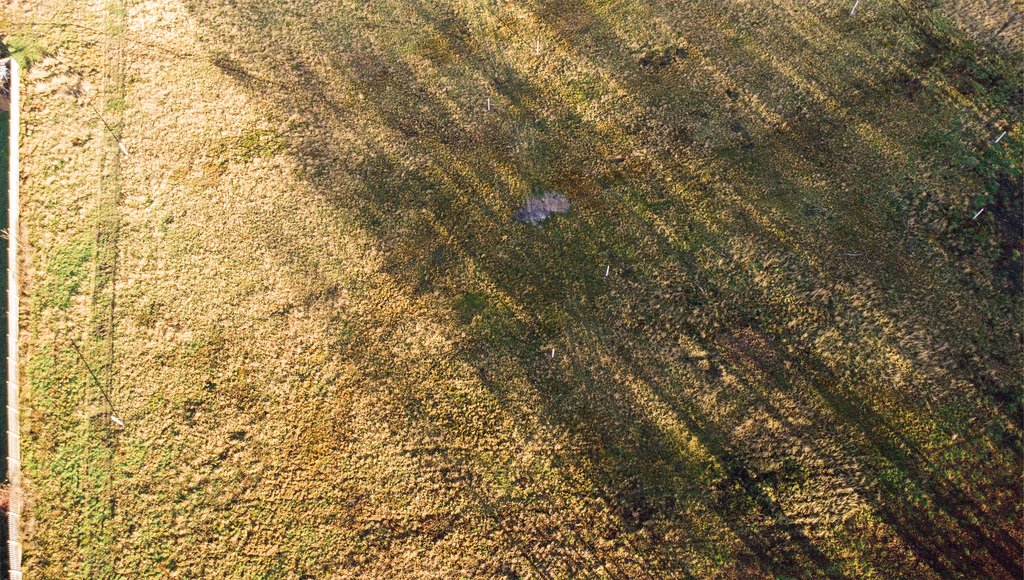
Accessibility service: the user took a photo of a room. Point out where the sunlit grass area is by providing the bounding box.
[9,0,1022,576]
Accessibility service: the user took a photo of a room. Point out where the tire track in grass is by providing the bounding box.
[81,0,127,574]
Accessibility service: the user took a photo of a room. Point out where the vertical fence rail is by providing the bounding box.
[6,57,21,580]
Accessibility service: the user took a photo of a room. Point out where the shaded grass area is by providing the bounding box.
[178,0,1021,575]
[16,0,1024,577]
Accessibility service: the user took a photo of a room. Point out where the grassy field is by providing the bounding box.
[5,0,1022,576]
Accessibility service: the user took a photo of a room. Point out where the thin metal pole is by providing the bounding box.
[66,334,121,420]
[86,100,128,156]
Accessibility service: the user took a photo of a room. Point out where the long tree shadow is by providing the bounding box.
[182,0,1022,576]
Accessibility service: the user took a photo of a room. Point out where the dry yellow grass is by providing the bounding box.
[7,0,1023,577]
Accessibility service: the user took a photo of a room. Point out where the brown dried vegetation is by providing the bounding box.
[8,0,1023,577]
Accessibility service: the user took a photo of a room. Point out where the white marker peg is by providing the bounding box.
[850,0,860,16]
[550,348,555,358]
[972,208,985,220]
[604,265,610,277]
[118,141,129,157]
[111,415,125,427]
[994,131,1006,144]
[535,39,541,55]
[487,97,492,111]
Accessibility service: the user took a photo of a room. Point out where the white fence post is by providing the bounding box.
[6,57,21,580]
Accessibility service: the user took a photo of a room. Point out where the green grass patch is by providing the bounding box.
[208,127,286,169]
[454,291,488,322]
[5,33,50,70]
[40,239,93,310]
[104,96,126,114]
